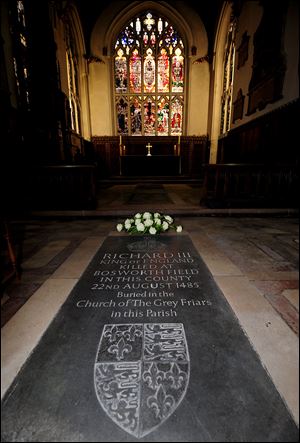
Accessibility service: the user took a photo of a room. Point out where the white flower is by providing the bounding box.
[144,219,153,227]
[162,221,169,231]
[136,223,145,232]
[164,215,173,224]
[116,212,182,235]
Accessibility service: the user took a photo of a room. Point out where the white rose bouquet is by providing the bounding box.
[116,212,183,235]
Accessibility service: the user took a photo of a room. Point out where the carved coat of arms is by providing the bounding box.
[94,323,190,438]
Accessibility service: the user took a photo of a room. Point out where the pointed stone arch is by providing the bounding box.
[91,1,207,58]
[208,1,234,163]
[57,3,91,140]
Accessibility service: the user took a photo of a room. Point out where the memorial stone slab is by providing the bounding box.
[1,235,298,442]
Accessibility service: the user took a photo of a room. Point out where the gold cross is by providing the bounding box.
[146,142,152,156]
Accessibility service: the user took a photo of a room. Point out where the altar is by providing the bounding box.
[91,135,209,179]
[120,155,181,176]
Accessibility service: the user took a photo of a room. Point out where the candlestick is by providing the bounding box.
[178,134,181,145]
[119,135,122,146]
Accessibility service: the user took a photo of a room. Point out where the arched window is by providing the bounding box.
[114,12,185,136]
[10,0,31,111]
[220,20,236,134]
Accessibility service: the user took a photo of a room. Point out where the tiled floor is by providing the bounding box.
[1,183,299,435]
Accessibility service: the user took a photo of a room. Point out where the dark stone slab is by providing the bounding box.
[128,192,173,204]
[127,185,173,204]
[1,235,298,442]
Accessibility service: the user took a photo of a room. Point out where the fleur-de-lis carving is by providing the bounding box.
[147,385,175,419]
[143,363,164,390]
[104,325,120,343]
[124,325,143,342]
[108,338,132,361]
[165,363,186,389]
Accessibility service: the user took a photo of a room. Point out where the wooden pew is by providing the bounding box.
[201,163,299,208]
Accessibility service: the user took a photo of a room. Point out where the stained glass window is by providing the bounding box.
[171,96,183,135]
[114,12,185,135]
[157,96,169,135]
[144,96,156,135]
[172,48,184,92]
[10,0,31,110]
[144,49,155,93]
[129,50,141,93]
[158,49,169,92]
[116,98,128,133]
[115,49,127,93]
[130,97,142,135]
[17,1,26,27]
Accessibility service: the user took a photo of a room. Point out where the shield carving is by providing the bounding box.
[94,323,190,438]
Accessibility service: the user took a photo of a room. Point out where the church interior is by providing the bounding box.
[1,1,299,441]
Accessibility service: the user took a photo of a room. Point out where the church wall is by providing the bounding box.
[230,2,262,128]
[89,61,113,135]
[187,60,210,136]
[282,1,299,102]
[52,15,69,97]
[68,9,92,142]
[231,0,299,130]
[208,3,232,164]
[51,3,92,150]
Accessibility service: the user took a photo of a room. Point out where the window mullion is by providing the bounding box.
[141,42,144,135]
[127,55,130,135]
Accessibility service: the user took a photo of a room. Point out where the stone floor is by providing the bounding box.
[1,183,299,439]
[96,183,204,212]
[27,182,298,217]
